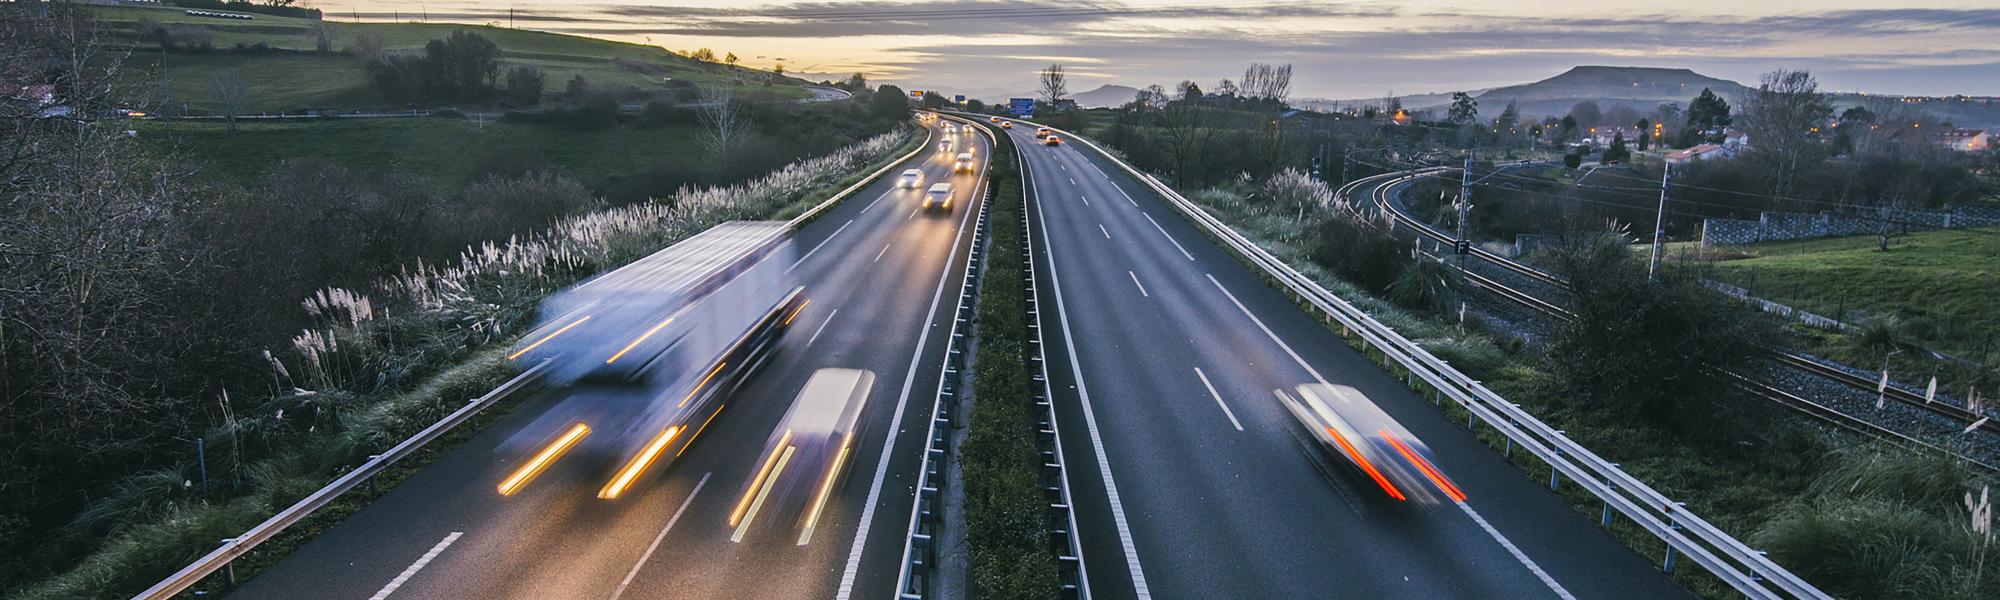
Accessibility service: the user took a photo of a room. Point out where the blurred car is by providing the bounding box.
[988,116,1001,123]
[1043,135,1062,146]
[1000,121,1014,129]
[729,368,875,545]
[923,182,954,210]
[1034,127,1051,138]
[938,139,953,152]
[953,153,975,173]
[1275,384,1466,505]
[896,168,925,188]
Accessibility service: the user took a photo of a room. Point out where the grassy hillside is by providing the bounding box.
[141,117,703,186]
[1705,228,2000,363]
[92,4,809,113]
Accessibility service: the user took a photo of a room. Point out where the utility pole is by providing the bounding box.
[1648,163,1672,281]
[1456,152,1475,264]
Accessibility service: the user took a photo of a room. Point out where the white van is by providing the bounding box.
[923,182,953,210]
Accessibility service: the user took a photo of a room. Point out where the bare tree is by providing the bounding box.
[1214,78,1238,98]
[210,69,251,131]
[1159,101,1211,187]
[1738,69,1833,201]
[1240,63,1293,102]
[1038,63,1067,104]
[696,86,745,176]
[346,31,385,63]
[1137,84,1168,110]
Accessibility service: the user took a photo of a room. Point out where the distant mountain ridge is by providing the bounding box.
[1071,84,1141,108]
[1469,66,1752,118]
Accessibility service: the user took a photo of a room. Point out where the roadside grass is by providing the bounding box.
[1700,228,2000,382]
[94,4,807,113]
[139,117,705,186]
[1163,178,1996,598]
[10,127,918,600]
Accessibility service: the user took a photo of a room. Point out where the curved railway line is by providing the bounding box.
[1343,168,1999,471]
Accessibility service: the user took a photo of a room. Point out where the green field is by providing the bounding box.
[142,117,703,186]
[93,4,808,113]
[1705,228,2000,363]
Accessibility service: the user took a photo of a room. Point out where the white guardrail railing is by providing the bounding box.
[137,122,935,600]
[970,111,1829,600]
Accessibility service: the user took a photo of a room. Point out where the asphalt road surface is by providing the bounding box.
[1003,119,1690,600]
[232,117,987,600]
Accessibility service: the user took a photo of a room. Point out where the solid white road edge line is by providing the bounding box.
[1192,367,1244,431]
[1140,212,1196,261]
[859,189,892,215]
[806,309,839,348]
[1127,270,1149,298]
[367,531,461,600]
[609,472,711,600]
[1032,153,1154,599]
[835,131,985,600]
[1457,502,1578,600]
[790,219,855,272]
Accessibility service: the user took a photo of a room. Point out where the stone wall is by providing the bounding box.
[1701,204,2000,246]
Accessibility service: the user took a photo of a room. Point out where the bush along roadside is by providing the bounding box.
[15,126,921,600]
[958,122,1069,598]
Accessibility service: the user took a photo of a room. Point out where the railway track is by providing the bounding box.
[1356,168,2000,465]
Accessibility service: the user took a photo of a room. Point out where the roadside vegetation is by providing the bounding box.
[958,122,1063,597]
[0,5,922,597]
[1006,60,1999,598]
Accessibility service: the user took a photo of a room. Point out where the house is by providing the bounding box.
[1665,143,1733,164]
[1722,127,1749,149]
[1938,128,1990,152]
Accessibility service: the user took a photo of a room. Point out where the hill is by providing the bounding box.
[1466,66,1751,118]
[1072,84,1141,108]
[89,3,811,114]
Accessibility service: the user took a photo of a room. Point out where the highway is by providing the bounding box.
[1001,120,1690,599]
[230,117,988,600]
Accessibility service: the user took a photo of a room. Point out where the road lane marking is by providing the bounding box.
[875,242,893,263]
[790,219,854,272]
[1457,502,1577,600]
[806,309,839,348]
[859,189,892,215]
[1205,274,1331,385]
[1127,270,1149,297]
[1060,163,1068,171]
[1098,224,1111,239]
[1141,212,1196,261]
[1032,165,1153,598]
[908,206,921,220]
[1080,195,1090,206]
[368,531,461,600]
[1193,368,1244,431]
[837,152,985,600]
[1068,176,1077,185]
[610,473,711,600]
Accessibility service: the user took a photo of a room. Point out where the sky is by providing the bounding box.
[313,1,2000,100]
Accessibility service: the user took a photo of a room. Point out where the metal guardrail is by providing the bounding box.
[136,360,550,599]
[139,120,934,600]
[989,114,1830,600]
[896,113,998,598]
[1017,136,1091,598]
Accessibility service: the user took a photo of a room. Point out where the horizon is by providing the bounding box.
[308,1,2000,99]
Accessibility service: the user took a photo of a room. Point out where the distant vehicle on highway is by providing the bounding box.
[953,153,975,173]
[938,139,954,152]
[1000,121,1013,129]
[988,116,1002,123]
[1035,127,1051,138]
[1043,135,1062,146]
[923,182,954,210]
[1276,384,1466,505]
[897,168,925,188]
[729,368,875,545]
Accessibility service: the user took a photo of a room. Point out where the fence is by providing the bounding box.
[1001,115,1830,600]
[1702,204,2000,246]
